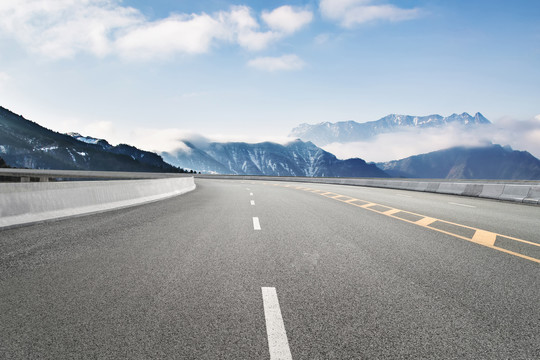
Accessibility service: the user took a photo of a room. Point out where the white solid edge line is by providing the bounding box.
[253,217,261,230]
[261,287,293,360]
[448,202,476,208]
[251,200,255,206]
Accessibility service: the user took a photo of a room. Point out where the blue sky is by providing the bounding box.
[0,0,539,158]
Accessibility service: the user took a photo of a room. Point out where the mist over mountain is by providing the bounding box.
[290,112,491,146]
[0,106,185,172]
[4,103,539,180]
[163,139,389,177]
[377,144,540,180]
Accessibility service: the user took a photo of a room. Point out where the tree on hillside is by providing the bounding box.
[0,156,10,168]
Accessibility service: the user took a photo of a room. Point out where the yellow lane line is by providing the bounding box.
[416,217,437,227]
[359,203,376,209]
[332,195,351,200]
[383,209,401,216]
[268,182,539,264]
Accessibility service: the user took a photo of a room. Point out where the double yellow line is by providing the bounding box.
[267,183,540,264]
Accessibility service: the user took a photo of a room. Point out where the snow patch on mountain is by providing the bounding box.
[290,112,491,147]
[162,139,388,177]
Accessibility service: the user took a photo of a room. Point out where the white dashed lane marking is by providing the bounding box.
[251,200,255,206]
[261,287,292,360]
[253,217,261,230]
[449,202,476,208]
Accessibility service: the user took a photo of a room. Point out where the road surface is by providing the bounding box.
[1,179,539,359]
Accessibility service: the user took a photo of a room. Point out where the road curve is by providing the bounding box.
[1,179,539,359]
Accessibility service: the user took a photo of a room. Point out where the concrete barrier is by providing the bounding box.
[462,184,483,197]
[0,177,195,229]
[523,186,540,205]
[425,182,441,192]
[499,184,533,203]
[479,184,505,199]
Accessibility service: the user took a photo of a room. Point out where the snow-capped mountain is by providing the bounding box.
[67,132,110,147]
[163,139,389,177]
[0,106,185,172]
[290,112,491,146]
[377,144,540,180]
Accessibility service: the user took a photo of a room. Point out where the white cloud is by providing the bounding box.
[81,120,117,142]
[320,0,421,28]
[262,5,313,34]
[0,1,309,60]
[0,0,141,59]
[314,33,331,45]
[90,126,294,154]
[248,54,305,71]
[322,117,540,163]
[0,72,10,88]
[116,13,225,59]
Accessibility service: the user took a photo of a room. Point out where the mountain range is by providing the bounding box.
[2,104,540,180]
[290,112,491,146]
[377,144,540,180]
[0,106,185,173]
[162,140,389,177]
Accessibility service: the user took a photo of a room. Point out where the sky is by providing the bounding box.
[0,0,539,161]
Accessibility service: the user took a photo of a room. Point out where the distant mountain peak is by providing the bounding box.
[290,112,491,146]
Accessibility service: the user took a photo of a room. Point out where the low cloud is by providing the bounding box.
[247,54,305,71]
[323,117,540,163]
[0,1,310,60]
[75,123,294,155]
[320,0,421,28]
[132,131,294,153]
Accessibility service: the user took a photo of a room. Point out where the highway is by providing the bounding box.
[1,178,539,359]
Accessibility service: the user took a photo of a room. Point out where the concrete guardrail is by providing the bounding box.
[0,170,195,229]
[195,174,540,205]
[1,169,537,230]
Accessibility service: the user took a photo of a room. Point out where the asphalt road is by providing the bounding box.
[1,179,539,359]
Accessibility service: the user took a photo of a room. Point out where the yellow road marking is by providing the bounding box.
[360,203,376,208]
[416,217,437,227]
[383,209,401,216]
[472,230,497,246]
[267,182,539,264]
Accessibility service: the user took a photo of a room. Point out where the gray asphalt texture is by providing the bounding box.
[1,179,539,359]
